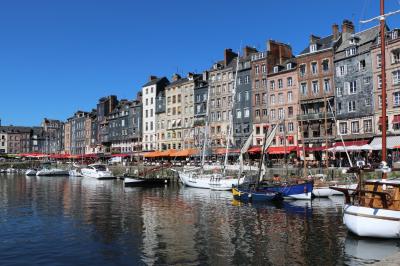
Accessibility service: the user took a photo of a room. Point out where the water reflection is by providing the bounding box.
[0,175,397,265]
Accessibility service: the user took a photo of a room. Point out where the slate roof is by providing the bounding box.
[142,77,169,87]
[299,35,335,55]
[335,26,380,53]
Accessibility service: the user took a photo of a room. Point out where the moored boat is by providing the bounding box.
[232,187,282,202]
[36,168,69,176]
[25,169,37,176]
[81,164,114,179]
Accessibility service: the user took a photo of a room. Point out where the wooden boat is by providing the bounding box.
[232,187,282,202]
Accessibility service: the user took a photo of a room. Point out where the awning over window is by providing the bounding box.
[393,115,400,124]
[370,136,400,149]
[267,146,297,154]
[248,146,261,154]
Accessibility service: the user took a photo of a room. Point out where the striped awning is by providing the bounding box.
[370,136,400,149]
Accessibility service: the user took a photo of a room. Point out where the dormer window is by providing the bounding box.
[286,63,292,70]
[310,44,317,52]
[391,30,398,40]
[345,47,357,57]
[349,37,359,45]
[273,66,279,73]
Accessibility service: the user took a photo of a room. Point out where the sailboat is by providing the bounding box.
[331,0,400,238]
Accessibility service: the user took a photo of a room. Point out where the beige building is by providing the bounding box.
[64,121,71,154]
[157,73,201,150]
[0,132,7,154]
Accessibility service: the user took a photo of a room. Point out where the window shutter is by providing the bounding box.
[344,82,350,94]
[344,65,348,75]
[336,66,340,77]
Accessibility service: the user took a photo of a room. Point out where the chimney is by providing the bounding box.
[242,46,258,57]
[332,24,339,40]
[224,48,237,66]
[342,19,354,34]
[172,73,181,81]
[309,35,321,44]
[149,75,157,81]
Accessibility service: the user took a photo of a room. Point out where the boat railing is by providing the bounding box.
[331,187,393,209]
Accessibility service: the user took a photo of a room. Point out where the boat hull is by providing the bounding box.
[36,169,69,176]
[266,182,313,200]
[232,187,281,202]
[313,187,335,197]
[81,169,114,179]
[179,171,241,190]
[25,169,37,176]
[124,177,169,187]
[343,204,400,238]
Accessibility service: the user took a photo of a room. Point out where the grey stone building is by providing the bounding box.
[193,73,208,148]
[334,25,379,142]
[129,92,143,152]
[69,111,89,155]
[108,99,132,154]
[96,95,118,153]
[41,118,64,154]
[233,47,258,147]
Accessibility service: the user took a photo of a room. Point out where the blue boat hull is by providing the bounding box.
[262,181,314,200]
[232,188,282,202]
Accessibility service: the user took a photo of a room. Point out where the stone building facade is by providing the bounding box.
[96,95,118,153]
[142,76,169,151]
[297,23,341,160]
[208,49,237,147]
[41,118,64,154]
[193,73,208,148]
[334,25,379,142]
[267,58,299,155]
[372,28,400,136]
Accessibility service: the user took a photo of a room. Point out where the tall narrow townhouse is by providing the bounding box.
[371,28,400,147]
[208,49,238,148]
[334,24,379,145]
[142,76,169,151]
[297,23,341,161]
[267,58,299,158]
[233,47,258,148]
[251,40,293,147]
[193,72,209,148]
[129,92,143,152]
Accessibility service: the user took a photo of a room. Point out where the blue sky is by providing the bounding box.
[1,0,400,126]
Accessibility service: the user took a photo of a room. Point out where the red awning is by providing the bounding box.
[111,153,131,158]
[393,115,400,124]
[248,146,261,154]
[333,140,369,147]
[297,146,326,152]
[267,146,297,154]
[213,148,240,155]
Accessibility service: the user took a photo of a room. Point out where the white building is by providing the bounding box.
[141,76,169,151]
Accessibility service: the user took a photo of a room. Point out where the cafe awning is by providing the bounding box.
[248,146,262,154]
[213,148,240,155]
[370,136,400,149]
[170,148,199,157]
[267,146,297,154]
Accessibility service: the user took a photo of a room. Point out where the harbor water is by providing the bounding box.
[0,174,399,265]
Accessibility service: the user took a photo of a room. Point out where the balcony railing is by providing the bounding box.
[297,112,334,121]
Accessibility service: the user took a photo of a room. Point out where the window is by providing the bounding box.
[351,121,359,133]
[312,81,319,94]
[299,64,306,77]
[262,93,267,104]
[365,98,372,106]
[273,66,279,73]
[255,94,260,104]
[358,60,366,70]
[288,122,294,132]
[262,109,267,116]
[364,119,372,133]
[287,63,292,70]
[236,109,242,119]
[349,80,357,94]
[237,92,241,102]
[337,102,342,114]
[287,77,293,87]
[345,47,357,56]
[255,65,259,74]
[222,111,226,120]
[392,70,400,85]
[311,62,318,74]
[244,108,250,118]
[278,93,283,104]
[310,44,317,52]
[245,91,249,101]
[348,101,356,112]
[394,91,400,106]
[270,94,275,105]
[244,75,250,84]
[288,106,293,117]
[339,122,347,135]
[336,87,343,97]
[378,75,382,89]
[262,78,266,86]
[278,108,284,119]
[255,79,260,88]
[301,83,307,95]
[270,109,276,119]
[279,125,284,133]
[287,91,293,102]
[270,80,275,90]
[255,109,260,117]
[377,54,382,68]
[278,79,283,88]
[336,65,347,77]
[391,49,400,64]
[324,79,331,92]
[262,64,266,73]
[256,126,260,134]
[322,59,329,72]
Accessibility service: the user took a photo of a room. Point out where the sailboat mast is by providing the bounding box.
[201,80,211,170]
[380,0,387,175]
[223,52,240,174]
[324,94,329,172]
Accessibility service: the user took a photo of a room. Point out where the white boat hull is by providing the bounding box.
[25,169,37,176]
[69,169,83,177]
[81,169,114,179]
[331,183,358,195]
[284,192,312,200]
[313,187,335,197]
[179,171,241,190]
[343,204,400,238]
[36,169,69,176]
